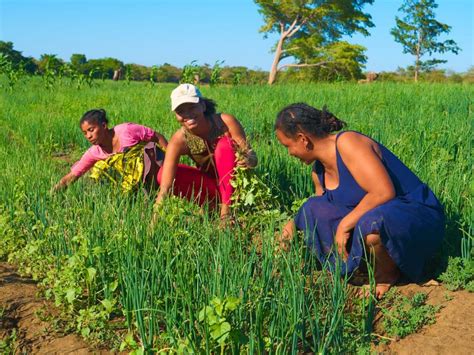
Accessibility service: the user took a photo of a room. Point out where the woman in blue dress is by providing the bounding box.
[275,103,445,298]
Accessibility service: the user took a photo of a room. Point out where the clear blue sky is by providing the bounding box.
[1,0,472,72]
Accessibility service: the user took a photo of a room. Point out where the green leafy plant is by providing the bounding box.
[180,60,200,84]
[232,72,242,86]
[439,257,474,292]
[210,60,224,87]
[0,328,17,354]
[0,54,24,91]
[198,296,244,352]
[125,65,132,85]
[119,332,144,354]
[380,289,440,339]
[149,65,158,86]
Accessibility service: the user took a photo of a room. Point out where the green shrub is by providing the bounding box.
[439,257,474,292]
[380,290,440,339]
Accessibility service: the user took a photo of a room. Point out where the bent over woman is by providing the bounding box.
[276,103,444,298]
[155,84,257,220]
[53,109,167,192]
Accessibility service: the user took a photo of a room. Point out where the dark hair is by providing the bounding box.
[201,98,217,118]
[80,109,108,126]
[275,103,346,138]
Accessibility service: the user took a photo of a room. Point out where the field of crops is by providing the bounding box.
[1,78,472,352]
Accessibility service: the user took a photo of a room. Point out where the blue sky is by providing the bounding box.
[1,0,472,72]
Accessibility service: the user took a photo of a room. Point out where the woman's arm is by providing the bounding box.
[125,123,168,150]
[53,149,99,192]
[154,131,186,204]
[334,132,395,259]
[221,113,257,168]
[312,171,323,196]
[151,132,168,150]
[52,172,79,192]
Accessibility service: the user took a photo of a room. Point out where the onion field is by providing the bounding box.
[0,78,472,353]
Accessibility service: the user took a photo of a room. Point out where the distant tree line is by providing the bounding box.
[0,41,269,85]
[1,40,471,85]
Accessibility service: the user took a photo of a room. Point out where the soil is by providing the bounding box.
[1,262,473,354]
[373,281,474,354]
[0,262,105,354]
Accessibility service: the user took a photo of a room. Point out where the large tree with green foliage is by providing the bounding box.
[391,0,460,82]
[254,0,374,84]
[84,57,123,79]
[37,54,64,74]
[0,41,37,74]
[70,54,87,73]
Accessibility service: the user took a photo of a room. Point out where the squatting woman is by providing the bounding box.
[155,84,257,220]
[53,109,167,192]
[275,103,444,298]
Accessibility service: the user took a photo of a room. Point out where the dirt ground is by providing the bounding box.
[0,262,97,354]
[1,262,473,354]
[374,282,474,354]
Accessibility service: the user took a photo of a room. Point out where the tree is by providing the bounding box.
[391,0,460,82]
[84,57,123,79]
[0,41,37,74]
[70,54,87,73]
[156,63,181,83]
[254,0,374,84]
[37,54,64,74]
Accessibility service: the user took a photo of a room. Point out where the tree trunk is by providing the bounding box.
[268,35,285,85]
[415,51,420,82]
[415,31,421,82]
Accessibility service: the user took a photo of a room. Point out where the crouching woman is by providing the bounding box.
[155,84,257,220]
[275,103,444,298]
[53,109,168,193]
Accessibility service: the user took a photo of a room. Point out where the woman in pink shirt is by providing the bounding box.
[53,109,168,191]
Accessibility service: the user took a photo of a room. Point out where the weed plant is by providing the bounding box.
[379,290,440,339]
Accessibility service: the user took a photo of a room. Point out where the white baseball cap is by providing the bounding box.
[170,83,202,111]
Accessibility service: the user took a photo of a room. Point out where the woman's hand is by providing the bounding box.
[51,172,78,194]
[275,220,295,253]
[220,113,257,169]
[236,148,258,169]
[334,223,351,261]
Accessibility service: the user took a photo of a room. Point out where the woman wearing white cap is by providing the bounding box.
[155,83,257,220]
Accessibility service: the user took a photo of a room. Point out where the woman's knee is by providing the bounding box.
[365,233,381,247]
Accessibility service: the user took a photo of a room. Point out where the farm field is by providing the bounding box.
[0,78,472,353]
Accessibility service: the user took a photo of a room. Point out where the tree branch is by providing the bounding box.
[279,61,329,70]
[283,15,301,38]
[281,47,300,54]
[287,17,307,38]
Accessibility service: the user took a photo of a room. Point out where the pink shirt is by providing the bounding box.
[71,123,156,177]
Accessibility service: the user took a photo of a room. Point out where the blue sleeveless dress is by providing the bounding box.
[294,131,445,282]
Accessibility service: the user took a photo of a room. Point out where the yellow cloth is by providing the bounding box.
[89,143,147,193]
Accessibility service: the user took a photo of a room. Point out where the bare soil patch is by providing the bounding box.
[2,262,473,354]
[0,262,105,354]
[374,282,474,354]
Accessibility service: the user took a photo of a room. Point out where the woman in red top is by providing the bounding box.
[155,84,257,220]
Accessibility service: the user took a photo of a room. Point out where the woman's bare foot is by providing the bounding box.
[365,233,401,299]
[374,267,400,299]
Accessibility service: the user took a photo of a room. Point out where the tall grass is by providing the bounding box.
[0,77,471,351]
